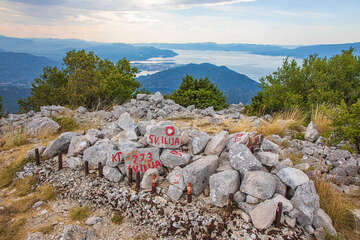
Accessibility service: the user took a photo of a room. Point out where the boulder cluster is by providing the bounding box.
[2,92,360,239]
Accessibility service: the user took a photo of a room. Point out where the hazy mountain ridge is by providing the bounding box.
[0,35,177,61]
[0,51,58,86]
[137,63,260,104]
[135,42,360,58]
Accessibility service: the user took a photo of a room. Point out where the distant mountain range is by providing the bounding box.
[0,85,30,113]
[137,63,260,104]
[0,35,177,61]
[0,52,58,86]
[135,42,360,58]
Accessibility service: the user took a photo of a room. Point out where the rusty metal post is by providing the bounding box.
[98,162,103,178]
[227,193,234,216]
[135,171,140,192]
[187,182,192,203]
[58,153,63,170]
[275,202,283,227]
[84,161,89,176]
[128,167,133,185]
[35,148,40,166]
[151,175,157,194]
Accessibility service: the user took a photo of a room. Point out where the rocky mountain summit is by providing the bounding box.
[1,92,359,240]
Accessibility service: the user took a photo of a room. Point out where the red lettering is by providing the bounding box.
[112,152,122,162]
[175,138,180,146]
[155,160,162,168]
[155,137,159,144]
[149,135,154,144]
[140,153,145,163]
[143,164,147,172]
[132,154,138,164]
[147,152,153,161]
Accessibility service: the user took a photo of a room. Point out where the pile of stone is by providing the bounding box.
[22,112,345,239]
[0,92,244,136]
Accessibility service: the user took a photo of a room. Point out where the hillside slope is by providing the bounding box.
[0,52,58,86]
[137,63,260,104]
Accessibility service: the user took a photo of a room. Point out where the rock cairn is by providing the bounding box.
[3,92,360,239]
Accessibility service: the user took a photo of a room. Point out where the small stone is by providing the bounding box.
[246,195,261,204]
[256,152,279,167]
[204,131,228,156]
[141,168,159,190]
[85,216,102,226]
[209,169,240,207]
[305,121,319,142]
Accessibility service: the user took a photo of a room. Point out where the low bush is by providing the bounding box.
[69,206,91,221]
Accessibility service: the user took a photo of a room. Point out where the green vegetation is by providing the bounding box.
[246,49,360,151]
[169,74,228,111]
[111,212,124,225]
[18,50,140,112]
[69,206,91,221]
[52,117,78,132]
[332,99,360,152]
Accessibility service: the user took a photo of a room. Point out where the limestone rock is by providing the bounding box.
[67,135,90,156]
[43,132,78,159]
[249,199,277,230]
[25,117,60,137]
[256,152,279,167]
[313,208,337,236]
[229,143,262,176]
[141,168,159,190]
[305,121,319,142]
[291,181,320,226]
[160,149,191,168]
[209,170,240,207]
[182,155,219,196]
[83,140,116,167]
[204,131,228,156]
[261,138,281,153]
[190,130,210,155]
[103,166,123,182]
[240,171,277,200]
[277,167,310,189]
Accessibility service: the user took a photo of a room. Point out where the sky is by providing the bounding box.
[0,0,359,45]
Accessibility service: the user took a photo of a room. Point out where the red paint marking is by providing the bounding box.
[112,152,122,162]
[170,150,183,157]
[234,133,244,143]
[165,126,175,136]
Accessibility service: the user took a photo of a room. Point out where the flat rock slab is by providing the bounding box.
[240,171,277,200]
[209,169,240,207]
[183,155,219,196]
[229,143,262,175]
[277,167,309,189]
[145,123,181,149]
[160,149,191,168]
[141,168,159,190]
[204,131,228,156]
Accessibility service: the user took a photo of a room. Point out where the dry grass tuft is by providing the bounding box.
[314,177,358,239]
[226,119,255,134]
[133,233,152,240]
[0,155,30,189]
[281,151,303,165]
[13,175,39,197]
[35,224,54,234]
[312,105,334,137]
[257,108,305,137]
[0,127,29,151]
[69,206,91,221]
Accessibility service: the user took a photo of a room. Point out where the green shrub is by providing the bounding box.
[169,75,228,111]
[246,48,360,115]
[19,50,140,112]
[332,99,360,152]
